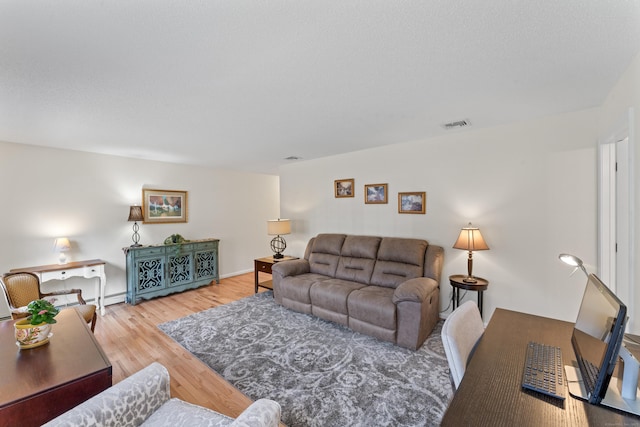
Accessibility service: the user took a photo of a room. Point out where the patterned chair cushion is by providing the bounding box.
[43,363,281,427]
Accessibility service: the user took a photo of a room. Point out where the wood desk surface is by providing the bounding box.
[0,308,112,426]
[10,258,106,273]
[441,308,640,426]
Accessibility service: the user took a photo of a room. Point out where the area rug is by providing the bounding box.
[158,292,452,427]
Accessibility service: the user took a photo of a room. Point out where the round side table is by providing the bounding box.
[449,274,489,319]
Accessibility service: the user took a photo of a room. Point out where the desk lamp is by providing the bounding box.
[53,237,71,264]
[453,223,489,283]
[128,205,144,247]
[267,219,291,259]
[558,253,588,277]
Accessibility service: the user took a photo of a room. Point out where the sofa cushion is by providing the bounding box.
[310,279,366,320]
[142,398,233,426]
[334,235,381,284]
[370,238,427,288]
[308,234,346,276]
[347,286,396,330]
[278,273,331,305]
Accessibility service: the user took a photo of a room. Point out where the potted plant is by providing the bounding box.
[14,299,60,349]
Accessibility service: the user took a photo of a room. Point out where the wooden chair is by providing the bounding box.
[1,272,97,332]
[441,300,484,391]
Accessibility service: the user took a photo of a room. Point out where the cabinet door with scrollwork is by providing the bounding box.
[135,255,166,294]
[195,249,217,280]
[168,252,194,287]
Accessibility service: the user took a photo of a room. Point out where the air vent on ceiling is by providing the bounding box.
[284,156,302,160]
[442,119,471,130]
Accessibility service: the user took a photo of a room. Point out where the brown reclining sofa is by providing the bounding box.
[272,233,444,350]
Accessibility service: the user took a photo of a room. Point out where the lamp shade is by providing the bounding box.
[53,237,71,252]
[453,223,489,251]
[128,205,144,222]
[267,219,291,236]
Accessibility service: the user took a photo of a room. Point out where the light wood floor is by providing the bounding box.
[94,272,269,419]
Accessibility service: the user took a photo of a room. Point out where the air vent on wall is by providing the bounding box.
[442,119,471,130]
[284,156,302,160]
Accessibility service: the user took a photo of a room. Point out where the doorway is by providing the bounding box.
[598,108,635,331]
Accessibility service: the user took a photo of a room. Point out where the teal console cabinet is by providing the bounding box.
[124,238,219,305]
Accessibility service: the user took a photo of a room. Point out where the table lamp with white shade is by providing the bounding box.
[453,223,490,283]
[267,219,291,259]
[53,237,71,264]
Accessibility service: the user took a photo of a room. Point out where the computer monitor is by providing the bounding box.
[571,274,627,404]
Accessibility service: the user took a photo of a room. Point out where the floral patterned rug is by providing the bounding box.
[158,291,452,427]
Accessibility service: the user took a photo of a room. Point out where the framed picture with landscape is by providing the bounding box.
[142,189,188,223]
[334,179,355,198]
[398,192,426,214]
[364,183,388,204]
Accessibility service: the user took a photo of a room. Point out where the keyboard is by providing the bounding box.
[521,341,566,400]
[578,355,600,393]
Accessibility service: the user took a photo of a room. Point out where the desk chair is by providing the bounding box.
[1,272,97,332]
[442,300,484,390]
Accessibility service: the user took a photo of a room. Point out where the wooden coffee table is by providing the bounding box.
[0,308,112,426]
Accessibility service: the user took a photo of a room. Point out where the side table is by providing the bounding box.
[10,259,107,315]
[254,256,298,293]
[449,274,489,319]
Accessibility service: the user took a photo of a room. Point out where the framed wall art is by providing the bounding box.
[142,189,188,223]
[398,192,426,214]
[364,183,388,204]
[334,179,355,198]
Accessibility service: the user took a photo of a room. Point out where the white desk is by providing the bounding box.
[10,259,107,315]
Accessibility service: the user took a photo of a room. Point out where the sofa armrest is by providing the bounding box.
[392,277,438,304]
[44,362,171,427]
[271,259,310,277]
[230,399,282,427]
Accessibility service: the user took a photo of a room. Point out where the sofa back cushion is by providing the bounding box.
[308,234,346,276]
[371,238,428,288]
[335,235,381,284]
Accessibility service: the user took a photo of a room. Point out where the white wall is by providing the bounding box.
[0,141,280,316]
[599,51,640,333]
[279,108,600,323]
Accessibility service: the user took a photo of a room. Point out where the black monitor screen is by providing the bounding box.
[571,274,627,404]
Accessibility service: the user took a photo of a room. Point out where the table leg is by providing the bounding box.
[94,279,100,316]
[254,264,259,293]
[453,287,459,309]
[98,272,106,316]
[477,290,483,319]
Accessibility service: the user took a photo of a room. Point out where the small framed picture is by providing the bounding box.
[398,192,426,214]
[364,183,388,204]
[335,179,355,198]
[142,189,188,223]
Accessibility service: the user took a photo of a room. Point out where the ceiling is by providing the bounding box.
[1,1,639,174]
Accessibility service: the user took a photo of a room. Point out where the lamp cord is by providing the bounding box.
[440,289,468,314]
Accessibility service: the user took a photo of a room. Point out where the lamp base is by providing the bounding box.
[270,236,287,260]
[131,222,142,247]
[462,276,478,283]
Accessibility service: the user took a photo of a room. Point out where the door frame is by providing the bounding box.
[598,107,635,328]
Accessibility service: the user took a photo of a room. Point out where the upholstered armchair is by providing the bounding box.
[1,271,97,332]
[43,362,282,427]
